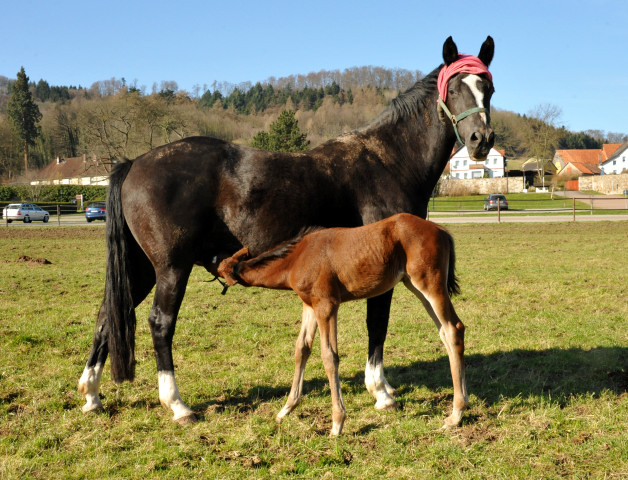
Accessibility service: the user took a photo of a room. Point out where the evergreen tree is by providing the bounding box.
[250,110,309,152]
[7,67,42,173]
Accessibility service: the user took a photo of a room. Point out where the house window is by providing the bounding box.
[463,160,467,166]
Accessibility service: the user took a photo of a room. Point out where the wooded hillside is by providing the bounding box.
[0,68,625,182]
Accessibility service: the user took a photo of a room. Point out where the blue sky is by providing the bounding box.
[2,0,626,135]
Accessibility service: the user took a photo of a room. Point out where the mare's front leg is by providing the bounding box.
[276,304,318,422]
[365,291,397,410]
[150,267,196,424]
[78,303,108,412]
[316,302,346,436]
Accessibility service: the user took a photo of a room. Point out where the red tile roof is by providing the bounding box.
[556,144,622,167]
[563,162,601,175]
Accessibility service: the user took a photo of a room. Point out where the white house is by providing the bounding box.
[449,146,506,179]
[600,143,628,175]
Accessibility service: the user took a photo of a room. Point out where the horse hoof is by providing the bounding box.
[374,398,398,411]
[81,403,104,414]
[174,413,197,426]
[443,412,463,428]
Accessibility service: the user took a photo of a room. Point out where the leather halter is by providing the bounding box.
[438,96,489,146]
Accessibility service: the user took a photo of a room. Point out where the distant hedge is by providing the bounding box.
[0,185,108,203]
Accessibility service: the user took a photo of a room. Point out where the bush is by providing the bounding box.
[0,185,107,203]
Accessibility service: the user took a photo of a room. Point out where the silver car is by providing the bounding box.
[2,203,50,223]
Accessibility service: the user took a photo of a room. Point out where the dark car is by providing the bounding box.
[483,194,508,211]
[85,202,106,222]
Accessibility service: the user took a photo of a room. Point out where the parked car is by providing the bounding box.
[85,202,106,222]
[483,194,508,211]
[2,203,50,223]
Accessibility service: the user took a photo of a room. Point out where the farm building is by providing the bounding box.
[553,144,622,176]
[449,146,506,179]
[30,155,110,186]
[600,142,628,175]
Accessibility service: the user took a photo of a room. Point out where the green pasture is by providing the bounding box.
[0,223,626,479]
[431,193,593,212]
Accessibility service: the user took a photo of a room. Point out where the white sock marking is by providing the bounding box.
[158,371,194,421]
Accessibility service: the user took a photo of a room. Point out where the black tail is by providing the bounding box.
[105,159,137,383]
[444,230,461,297]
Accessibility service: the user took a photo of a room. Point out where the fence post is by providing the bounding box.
[57,205,61,226]
[573,197,576,222]
[497,200,501,223]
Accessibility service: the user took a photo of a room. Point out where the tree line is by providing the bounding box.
[1,66,626,183]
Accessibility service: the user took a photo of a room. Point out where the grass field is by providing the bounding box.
[1,223,627,479]
[430,193,593,212]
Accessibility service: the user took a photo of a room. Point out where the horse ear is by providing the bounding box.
[478,35,494,67]
[442,36,459,65]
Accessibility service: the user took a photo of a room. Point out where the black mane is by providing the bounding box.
[365,67,440,128]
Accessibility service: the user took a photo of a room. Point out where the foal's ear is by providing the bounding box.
[478,35,494,67]
[442,36,459,65]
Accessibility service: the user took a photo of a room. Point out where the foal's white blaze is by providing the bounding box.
[78,363,104,413]
[364,360,397,410]
[158,371,195,421]
[461,74,487,123]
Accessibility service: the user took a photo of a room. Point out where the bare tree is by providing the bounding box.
[524,104,562,189]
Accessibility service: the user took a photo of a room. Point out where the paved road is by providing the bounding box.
[2,215,105,227]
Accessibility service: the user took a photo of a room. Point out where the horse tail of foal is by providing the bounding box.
[105,159,137,383]
[443,229,461,297]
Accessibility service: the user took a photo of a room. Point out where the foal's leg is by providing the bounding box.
[149,267,196,424]
[403,278,468,427]
[316,302,346,436]
[365,291,397,410]
[277,304,318,422]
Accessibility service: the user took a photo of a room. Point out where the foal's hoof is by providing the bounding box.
[443,411,463,428]
[174,413,198,426]
[81,402,104,414]
[374,397,398,411]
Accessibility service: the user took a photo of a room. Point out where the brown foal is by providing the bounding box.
[218,213,467,435]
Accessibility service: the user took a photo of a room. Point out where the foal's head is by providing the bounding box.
[438,36,495,160]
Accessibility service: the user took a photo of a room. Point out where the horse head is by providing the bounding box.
[438,36,495,161]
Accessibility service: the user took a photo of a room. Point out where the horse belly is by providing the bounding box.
[338,267,403,302]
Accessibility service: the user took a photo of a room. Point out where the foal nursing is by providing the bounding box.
[218,213,467,435]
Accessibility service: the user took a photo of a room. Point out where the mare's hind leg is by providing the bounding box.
[316,301,346,436]
[78,303,108,412]
[403,278,468,427]
[365,291,397,411]
[149,267,196,424]
[78,256,155,413]
[276,304,318,423]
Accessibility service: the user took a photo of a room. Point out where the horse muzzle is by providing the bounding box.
[467,127,495,161]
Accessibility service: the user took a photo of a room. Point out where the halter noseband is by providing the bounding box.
[438,97,489,146]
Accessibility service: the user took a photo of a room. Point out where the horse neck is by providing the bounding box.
[362,79,456,194]
[237,257,292,290]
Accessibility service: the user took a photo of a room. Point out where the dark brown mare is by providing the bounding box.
[78,36,494,424]
[218,214,464,435]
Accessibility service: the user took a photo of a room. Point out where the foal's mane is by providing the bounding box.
[244,226,324,269]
